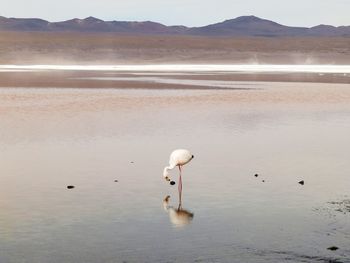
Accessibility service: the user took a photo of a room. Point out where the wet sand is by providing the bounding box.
[0,71,350,262]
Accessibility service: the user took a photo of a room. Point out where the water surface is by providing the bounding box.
[0,80,350,262]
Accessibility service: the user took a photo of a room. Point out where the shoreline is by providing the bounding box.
[0,67,349,89]
[1,64,350,73]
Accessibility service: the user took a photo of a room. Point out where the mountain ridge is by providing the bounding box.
[0,15,349,36]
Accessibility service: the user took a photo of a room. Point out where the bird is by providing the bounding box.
[163,149,194,205]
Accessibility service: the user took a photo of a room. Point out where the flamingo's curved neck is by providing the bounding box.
[163,164,176,181]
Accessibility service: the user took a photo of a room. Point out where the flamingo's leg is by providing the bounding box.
[178,165,182,208]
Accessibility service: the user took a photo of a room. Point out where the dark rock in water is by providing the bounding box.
[67,185,75,189]
[298,180,305,185]
[254,174,259,177]
[327,246,339,251]
[130,161,134,164]
[114,180,118,182]
[170,181,176,185]
[262,180,265,182]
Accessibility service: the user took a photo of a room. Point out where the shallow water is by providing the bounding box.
[1,80,350,262]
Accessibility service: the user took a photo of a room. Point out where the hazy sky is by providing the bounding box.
[1,0,349,27]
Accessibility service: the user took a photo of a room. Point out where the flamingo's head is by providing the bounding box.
[165,176,176,185]
[163,167,172,182]
[164,167,175,185]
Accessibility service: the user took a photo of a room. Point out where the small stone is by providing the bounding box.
[67,185,75,189]
[170,181,176,185]
[254,174,259,177]
[262,180,265,183]
[298,180,305,185]
[130,161,134,164]
[327,246,339,251]
[114,180,118,182]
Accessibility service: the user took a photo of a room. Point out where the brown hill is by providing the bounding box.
[0,15,349,36]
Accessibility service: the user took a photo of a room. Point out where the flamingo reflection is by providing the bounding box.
[163,195,194,227]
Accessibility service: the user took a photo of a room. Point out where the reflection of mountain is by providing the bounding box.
[0,15,349,36]
[163,196,194,227]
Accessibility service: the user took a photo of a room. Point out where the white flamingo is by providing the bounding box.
[163,149,194,205]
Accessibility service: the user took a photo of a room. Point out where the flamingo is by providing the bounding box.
[163,149,194,205]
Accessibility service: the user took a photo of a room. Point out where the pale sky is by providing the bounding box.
[0,0,349,27]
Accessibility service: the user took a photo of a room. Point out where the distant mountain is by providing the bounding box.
[188,16,308,36]
[0,16,49,31]
[0,15,349,36]
[189,16,350,36]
